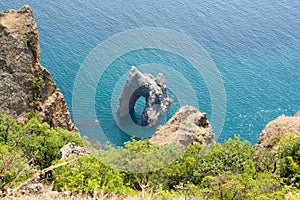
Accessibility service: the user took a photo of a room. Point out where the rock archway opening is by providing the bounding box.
[128,86,150,126]
[130,95,147,126]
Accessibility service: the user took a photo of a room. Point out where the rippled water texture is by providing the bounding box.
[1,0,299,145]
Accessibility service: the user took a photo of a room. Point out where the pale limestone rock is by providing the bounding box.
[256,112,300,151]
[150,106,215,147]
[60,142,90,159]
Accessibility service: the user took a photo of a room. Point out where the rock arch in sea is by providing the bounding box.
[117,67,171,127]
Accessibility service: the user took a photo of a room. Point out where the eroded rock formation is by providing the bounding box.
[256,111,300,151]
[150,106,215,147]
[117,66,171,127]
[0,6,76,131]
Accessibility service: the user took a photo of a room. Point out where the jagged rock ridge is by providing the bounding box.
[150,106,216,147]
[117,66,171,127]
[0,6,76,131]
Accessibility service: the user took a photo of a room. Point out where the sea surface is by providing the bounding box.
[1,0,300,146]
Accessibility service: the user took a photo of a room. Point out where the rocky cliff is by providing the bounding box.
[256,112,300,151]
[0,6,76,131]
[150,106,215,147]
[117,66,171,127]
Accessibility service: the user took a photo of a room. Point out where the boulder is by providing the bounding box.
[117,66,171,127]
[60,142,90,159]
[20,183,44,195]
[0,6,76,131]
[150,106,215,147]
[256,112,300,151]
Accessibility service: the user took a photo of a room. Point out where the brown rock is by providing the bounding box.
[256,112,300,151]
[0,6,76,131]
[150,106,215,147]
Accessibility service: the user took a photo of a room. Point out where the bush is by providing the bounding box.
[0,112,33,189]
[0,112,83,189]
[53,155,134,195]
[279,135,300,188]
[194,135,258,179]
[20,117,83,169]
[0,144,33,189]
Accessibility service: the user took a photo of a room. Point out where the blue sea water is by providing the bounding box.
[1,0,300,146]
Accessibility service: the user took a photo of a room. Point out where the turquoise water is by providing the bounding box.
[1,0,300,145]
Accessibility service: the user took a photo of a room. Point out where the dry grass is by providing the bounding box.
[4,190,196,200]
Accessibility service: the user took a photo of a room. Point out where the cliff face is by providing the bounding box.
[150,106,215,147]
[256,112,300,151]
[0,6,76,131]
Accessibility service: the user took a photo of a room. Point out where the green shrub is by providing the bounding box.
[0,144,33,189]
[0,112,33,189]
[195,135,263,178]
[20,117,83,169]
[279,135,300,188]
[53,155,134,195]
[0,112,22,145]
[0,112,83,189]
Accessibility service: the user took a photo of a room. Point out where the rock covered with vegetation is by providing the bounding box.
[0,6,76,131]
[256,111,300,151]
[150,106,215,147]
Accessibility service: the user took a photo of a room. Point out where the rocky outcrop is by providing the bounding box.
[20,184,44,195]
[60,142,90,159]
[117,66,171,127]
[150,106,215,147]
[0,6,76,131]
[256,112,300,151]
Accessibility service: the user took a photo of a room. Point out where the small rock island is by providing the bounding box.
[117,66,171,127]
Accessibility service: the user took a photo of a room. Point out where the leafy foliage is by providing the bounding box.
[279,135,300,188]
[53,155,134,195]
[0,112,31,189]
[20,117,83,169]
[1,111,300,198]
[0,112,82,190]
[29,74,45,117]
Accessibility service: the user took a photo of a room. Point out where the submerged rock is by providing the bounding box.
[256,111,300,151]
[117,67,171,127]
[0,6,76,131]
[150,106,215,147]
